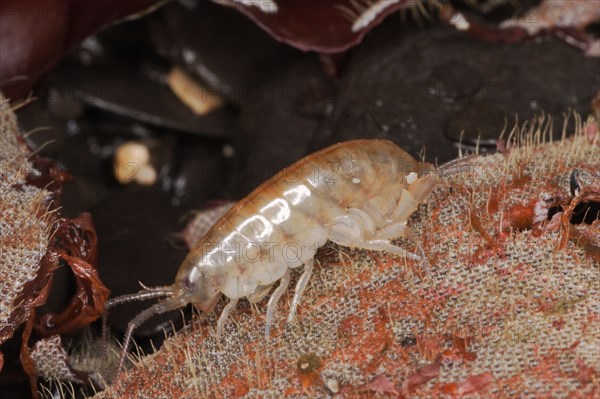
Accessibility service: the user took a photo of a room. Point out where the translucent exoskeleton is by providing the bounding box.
[102,139,463,375]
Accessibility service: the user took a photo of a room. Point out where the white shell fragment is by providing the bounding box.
[167,67,224,116]
[114,141,157,186]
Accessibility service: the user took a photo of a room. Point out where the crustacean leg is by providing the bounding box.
[264,268,291,337]
[393,174,437,222]
[328,207,425,265]
[216,298,238,337]
[374,221,408,240]
[247,283,275,303]
[329,210,421,256]
[287,258,315,323]
[116,293,187,377]
[357,239,422,260]
[371,223,430,273]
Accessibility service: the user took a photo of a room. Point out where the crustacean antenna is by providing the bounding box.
[101,285,187,378]
[436,154,477,176]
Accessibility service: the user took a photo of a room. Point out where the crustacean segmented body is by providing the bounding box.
[103,139,438,374]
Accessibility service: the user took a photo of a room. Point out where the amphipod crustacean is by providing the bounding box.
[103,139,444,374]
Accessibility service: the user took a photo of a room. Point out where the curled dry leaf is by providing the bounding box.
[0,94,55,368]
[221,0,416,53]
[0,94,109,397]
[34,214,109,337]
[19,265,56,399]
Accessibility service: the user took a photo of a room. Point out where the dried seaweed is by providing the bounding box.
[0,94,109,398]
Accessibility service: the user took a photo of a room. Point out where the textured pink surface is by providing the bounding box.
[94,120,599,399]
